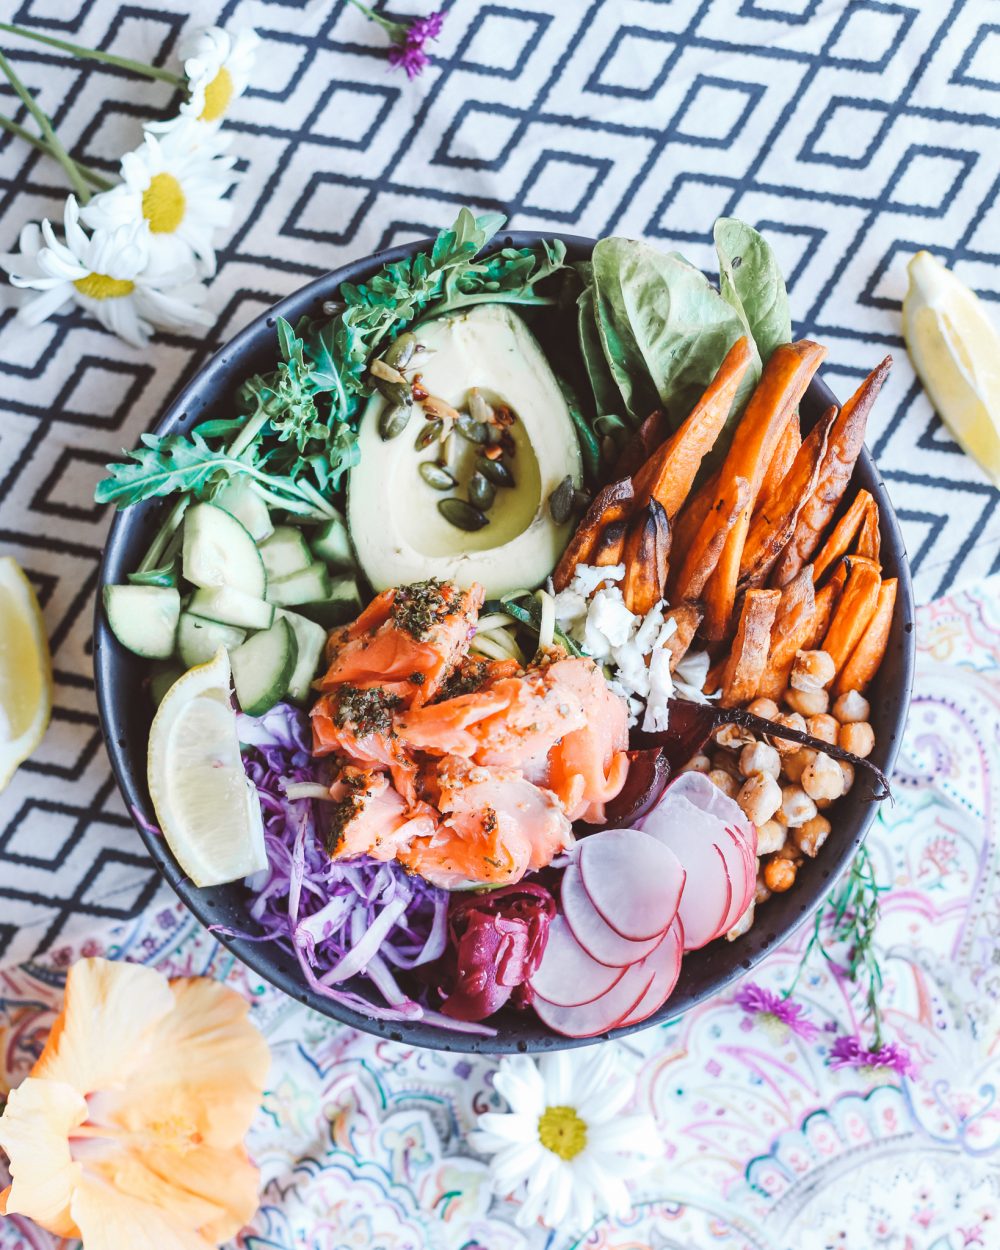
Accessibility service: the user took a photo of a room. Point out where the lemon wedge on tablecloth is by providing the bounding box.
[902,250,1000,488]
[147,648,267,887]
[0,556,52,791]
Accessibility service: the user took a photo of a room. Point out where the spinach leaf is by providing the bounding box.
[554,373,601,484]
[576,279,624,421]
[714,218,791,369]
[590,237,755,430]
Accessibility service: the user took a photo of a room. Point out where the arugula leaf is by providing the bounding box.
[127,563,177,588]
[590,237,756,430]
[714,218,791,371]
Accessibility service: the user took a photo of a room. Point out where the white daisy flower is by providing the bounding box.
[154,25,260,132]
[469,1048,661,1232]
[0,196,212,347]
[81,127,235,277]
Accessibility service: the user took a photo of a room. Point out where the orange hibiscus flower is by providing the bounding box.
[0,957,269,1248]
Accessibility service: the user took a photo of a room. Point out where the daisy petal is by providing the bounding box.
[493,1055,545,1115]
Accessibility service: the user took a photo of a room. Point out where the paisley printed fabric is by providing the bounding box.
[1,575,999,1248]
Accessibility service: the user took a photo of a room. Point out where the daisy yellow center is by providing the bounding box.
[142,172,186,233]
[538,1105,587,1161]
[73,272,135,300]
[199,66,234,122]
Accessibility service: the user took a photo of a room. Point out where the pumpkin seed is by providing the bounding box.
[548,475,575,525]
[414,419,442,450]
[384,332,416,370]
[370,357,407,385]
[438,497,489,531]
[476,455,515,488]
[573,489,592,512]
[422,394,461,422]
[468,471,496,511]
[379,404,411,440]
[485,422,502,446]
[455,413,490,444]
[468,388,494,425]
[419,462,456,490]
[374,377,411,408]
[321,299,344,316]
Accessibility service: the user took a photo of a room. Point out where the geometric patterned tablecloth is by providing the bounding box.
[0,0,998,1043]
[2,573,998,1249]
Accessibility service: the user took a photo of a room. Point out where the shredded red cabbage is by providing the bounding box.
[234,704,493,1032]
[437,884,556,1021]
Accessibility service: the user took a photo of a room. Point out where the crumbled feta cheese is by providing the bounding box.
[642,646,674,732]
[673,649,714,703]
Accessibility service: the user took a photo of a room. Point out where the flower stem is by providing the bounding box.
[0,49,91,202]
[344,0,407,40]
[0,22,185,86]
[0,112,113,189]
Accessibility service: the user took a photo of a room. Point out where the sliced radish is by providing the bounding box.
[639,802,733,950]
[529,914,627,1007]
[722,825,756,920]
[561,864,668,967]
[534,960,654,1038]
[620,916,684,1026]
[578,828,685,941]
[672,771,757,859]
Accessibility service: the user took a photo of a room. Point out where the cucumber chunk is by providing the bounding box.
[310,514,355,570]
[104,584,180,659]
[213,480,274,543]
[297,575,363,627]
[149,661,185,707]
[182,502,266,597]
[278,609,327,703]
[230,617,298,716]
[176,612,247,668]
[188,586,275,631]
[258,526,313,581]
[266,562,332,607]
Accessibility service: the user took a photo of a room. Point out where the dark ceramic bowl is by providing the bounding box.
[95,232,915,1052]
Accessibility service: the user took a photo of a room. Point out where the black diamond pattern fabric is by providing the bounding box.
[0,0,997,963]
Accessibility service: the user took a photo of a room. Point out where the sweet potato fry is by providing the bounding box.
[661,604,703,672]
[553,477,634,591]
[855,497,881,563]
[632,336,753,518]
[754,413,801,518]
[670,476,751,603]
[612,410,669,480]
[739,405,836,588]
[671,466,720,559]
[822,560,881,673]
[834,577,897,696]
[756,568,816,699]
[771,356,892,587]
[720,588,781,707]
[802,576,841,650]
[701,340,828,641]
[811,489,872,583]
[591,518,628,567]
[622,501,670,615]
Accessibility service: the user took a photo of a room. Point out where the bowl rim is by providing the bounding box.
[94,229,916,1052]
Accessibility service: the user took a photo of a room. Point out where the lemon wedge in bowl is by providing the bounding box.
[903,250,1000,488]
[147,648,267,887]
[0,556,52,791]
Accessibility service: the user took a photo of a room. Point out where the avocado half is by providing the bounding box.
[348,304,583,599]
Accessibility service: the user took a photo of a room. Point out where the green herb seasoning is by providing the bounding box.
[390,579,452,640]
[334,685,402,737]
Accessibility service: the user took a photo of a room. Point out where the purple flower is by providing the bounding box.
[388,41,431,78]
[735,983,819,1041]
[407,10,445,42]
[828,1033,916,1078]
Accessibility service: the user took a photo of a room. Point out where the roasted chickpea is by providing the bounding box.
[790,649,836,692]
[777,783,818,827]
[681,752,712,774]
[755,868,772,905]
[763,856,797,892]
[801,751,846,803]
[806,713,839,745]
[747,696,780,720]
[768,711,807,755]
[783,747,816,784]
[832,689,871,724]
[785,686,830,717]
[756,818,787,855]
[737,772,783,825]
[726,900,755,940]
[715,722,756,749]
[840,759,855,792]
[710,749,742,780]
[708,768,739,799]
[838,720,874,758]
[739,740,781,779]
[792,813,832,858]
